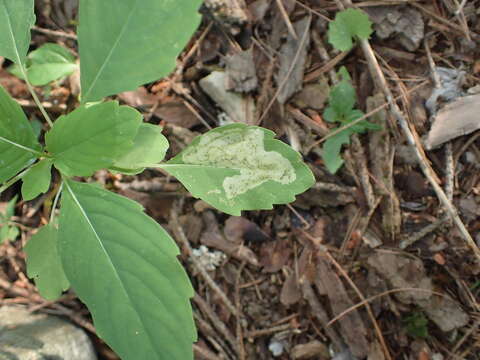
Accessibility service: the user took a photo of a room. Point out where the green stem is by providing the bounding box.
[49,181,63,224]
[19,64,54,128]
[0,168,30,195]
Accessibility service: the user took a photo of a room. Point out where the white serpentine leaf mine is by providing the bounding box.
[182,127,296,199]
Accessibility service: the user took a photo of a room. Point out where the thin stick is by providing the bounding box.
[327,287,453,327]
[275,0,298,39]
[20,64,53,127]
[170,204,238,316]
[32,25,77,40]
[0,168,30,195]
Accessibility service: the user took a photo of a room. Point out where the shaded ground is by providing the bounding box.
[1,0,480,359]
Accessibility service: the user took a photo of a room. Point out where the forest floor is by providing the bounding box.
[1,0,480,359]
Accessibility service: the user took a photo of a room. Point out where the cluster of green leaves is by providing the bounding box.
[0,195,19,243]
[0,1,315,359]
[328,8,373,51]
[322,9,378,173]
[322,67,381,173]
[403,311,429,338]
[9,43,77,86]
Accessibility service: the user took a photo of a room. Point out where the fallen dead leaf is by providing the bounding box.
[425,94,480,149]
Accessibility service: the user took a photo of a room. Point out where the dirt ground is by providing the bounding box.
[1,0,480,359]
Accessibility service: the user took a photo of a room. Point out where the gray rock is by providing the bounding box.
[0,306,97,360]
[199,71,255,124]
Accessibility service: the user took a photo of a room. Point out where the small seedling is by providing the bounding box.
[322,67,381,173]
[328,8,373,51]
[403,311,429,338]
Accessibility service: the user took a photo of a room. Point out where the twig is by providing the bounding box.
[246,324,293,339]
[275,0,297,39]
[193,344,222,360]
[399,215,448,249]
[32,25,77,40]
[454,0,468,15]
[170,203,238,317]
[193,294,238,355]
[341,0,480,261]
[424,39,455,202]
[326,287,453,327]
[235,261,247,360]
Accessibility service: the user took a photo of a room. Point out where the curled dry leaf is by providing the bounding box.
[425,94,480,149]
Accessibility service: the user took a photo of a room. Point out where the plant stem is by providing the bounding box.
[0,168,30,195]
[49,181,63,224]
[19,64,54,127]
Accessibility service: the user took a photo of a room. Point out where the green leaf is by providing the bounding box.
[162,124,315,215]
[5,194,18,219]
[21,159,52,201]
[112,123,169,174]
[322,129,352,174]
[403,312,429,339]
[328,78,356,117]
[0,0,35,65]
[59,180,195,360]
[0,85,42,183]
[78,0,203,102]
[45,101,142,177]
[328,8,373,51]
[24,224,69,300]
[9,43,78,86]
[0,225,19,243]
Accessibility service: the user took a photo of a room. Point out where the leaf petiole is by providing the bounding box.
[19,63,54,127]
[0,167,31,195]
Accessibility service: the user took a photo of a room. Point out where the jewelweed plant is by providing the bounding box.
[323,8,378,173]
[322,67,381,173]
[0,1,314,359]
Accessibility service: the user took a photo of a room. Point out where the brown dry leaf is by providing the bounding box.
[291,340,329,359]
[154,100,201,129]
[421,295,469,332]
[368,251,469,332]
[0,69,28,98]
[118,87,157,108]
[367,340,386,360]
[224,216,270,244]
[368,252,432,303]
[260,239,291,273]
[280,272,301,306]
[179,214,204,245]
[424,94,480,149]
[365,6,424,51]
[199,71,256,124]
[248,0,270,23]
[275,16,311,104]
[201,212,259,266]
[292,80,330,110]
[224,48,258,93]
[316,256,370,358]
